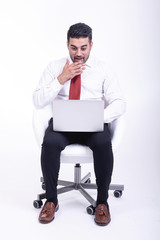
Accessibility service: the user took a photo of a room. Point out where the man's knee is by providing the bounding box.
[89,135,111,150]
[42,133,63,150]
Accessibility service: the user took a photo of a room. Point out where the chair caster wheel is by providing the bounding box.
[33,200,43,209]
[114,190,123,198]
[42,182,46,190]
[86,205,95,215]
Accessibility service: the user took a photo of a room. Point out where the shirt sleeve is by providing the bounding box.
[33,61,63,109]
[103,64,126,123]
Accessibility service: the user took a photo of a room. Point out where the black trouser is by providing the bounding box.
[41,118,114,206]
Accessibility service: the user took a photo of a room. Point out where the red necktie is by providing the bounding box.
[69,75,81,100]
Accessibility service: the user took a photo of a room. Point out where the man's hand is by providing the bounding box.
[57,59,86,85]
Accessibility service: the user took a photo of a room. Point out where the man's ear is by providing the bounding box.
[67,41,69,49]
[90,41,93,49]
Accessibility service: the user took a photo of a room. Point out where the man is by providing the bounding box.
[33,23,126,226]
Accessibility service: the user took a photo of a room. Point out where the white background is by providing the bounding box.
[0,0,160,239]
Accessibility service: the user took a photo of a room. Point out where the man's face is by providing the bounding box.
[67,37,93,63]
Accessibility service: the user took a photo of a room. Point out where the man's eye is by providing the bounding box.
[81,48,86,51]
[72,47,77,51]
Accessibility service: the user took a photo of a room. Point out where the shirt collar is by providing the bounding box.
[85,56,93,68]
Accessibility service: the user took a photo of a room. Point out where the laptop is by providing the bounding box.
[52,100,104,132]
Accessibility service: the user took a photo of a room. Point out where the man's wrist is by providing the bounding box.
[57,75,64,85]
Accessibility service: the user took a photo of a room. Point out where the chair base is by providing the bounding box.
[33,164,124,209]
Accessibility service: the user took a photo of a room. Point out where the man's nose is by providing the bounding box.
[76,48,82,56]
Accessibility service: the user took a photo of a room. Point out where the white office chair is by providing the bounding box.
[33,103,124,214]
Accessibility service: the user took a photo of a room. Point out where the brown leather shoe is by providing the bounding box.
[94,204,111,226]
[39,202,59,224]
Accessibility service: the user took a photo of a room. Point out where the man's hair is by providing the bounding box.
[67,23,92,43]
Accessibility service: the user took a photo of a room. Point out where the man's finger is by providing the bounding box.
[66,58,70,66]
[72,63,86,70]
[74,62,86,67]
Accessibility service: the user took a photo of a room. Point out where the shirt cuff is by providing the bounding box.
[51,78,63,92]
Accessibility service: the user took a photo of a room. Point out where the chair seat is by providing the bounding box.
[61,144,93,163]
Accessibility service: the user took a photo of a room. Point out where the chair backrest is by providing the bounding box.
[32,103,124,152]
[32,104,53,147]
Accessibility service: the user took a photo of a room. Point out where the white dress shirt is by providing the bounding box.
[33,56,126,123]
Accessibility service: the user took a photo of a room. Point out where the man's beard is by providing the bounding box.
[70,54,90,63]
